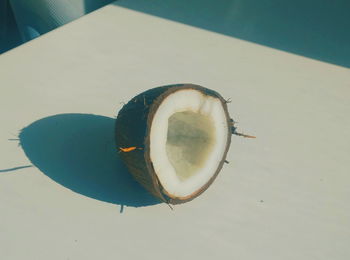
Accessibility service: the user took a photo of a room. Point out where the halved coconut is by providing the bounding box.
[115,84,232,204]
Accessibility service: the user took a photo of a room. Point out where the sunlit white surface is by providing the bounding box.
[0,4,349,260]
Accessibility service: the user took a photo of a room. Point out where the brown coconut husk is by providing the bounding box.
[115,84,232,204]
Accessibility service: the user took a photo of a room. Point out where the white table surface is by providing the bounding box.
[1,4,350,260]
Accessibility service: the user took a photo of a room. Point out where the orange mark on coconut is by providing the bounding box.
[119,146,143,152]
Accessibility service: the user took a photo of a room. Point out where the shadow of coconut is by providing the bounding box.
[19,113,160,207]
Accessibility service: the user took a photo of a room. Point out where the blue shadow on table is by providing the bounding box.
[19,113,160,207]
[114,0,350,68]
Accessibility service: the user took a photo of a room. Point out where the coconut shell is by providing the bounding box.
[115,84,232,204]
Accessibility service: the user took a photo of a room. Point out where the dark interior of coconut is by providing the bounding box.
[166,111,216,181]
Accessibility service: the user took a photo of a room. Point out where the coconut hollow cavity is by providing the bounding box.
[166,111,215,182]
[115,84,232,204]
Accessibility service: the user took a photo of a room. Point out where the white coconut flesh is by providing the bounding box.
[150,89,229,198]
